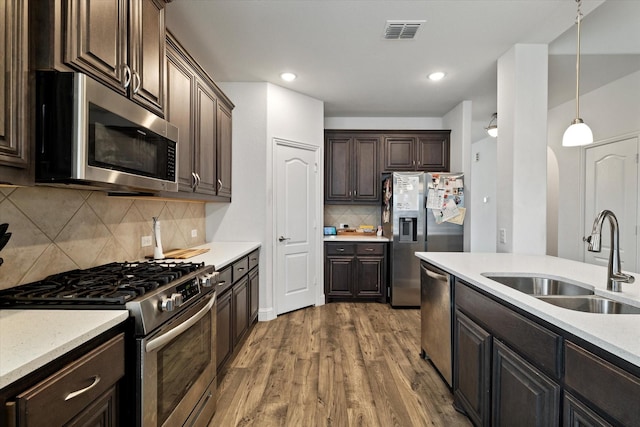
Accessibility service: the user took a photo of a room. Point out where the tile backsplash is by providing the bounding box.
[324,205,380,229]
[0,187,206,290]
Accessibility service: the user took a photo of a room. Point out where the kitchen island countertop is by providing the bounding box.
[415,252,640,368]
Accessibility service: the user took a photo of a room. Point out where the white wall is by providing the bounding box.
[266,84,325,317]
[497,44,548,255]
[548,70,640,261]
[207,82,324,321]
[443,101,473,251]
[470,137,498,252]
[324,116,442,130]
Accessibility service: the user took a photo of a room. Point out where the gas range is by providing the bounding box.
[0,260,217,335]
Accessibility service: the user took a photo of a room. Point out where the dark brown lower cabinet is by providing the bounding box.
[6,333,124,427]
[491,340,560,427]
[232,276,249,346]
[454,310,491,427]
[563,393,613,427]
[216,288,233,372]
[66,386,119,427]
[216,249,259,379]
[324,242,387,303]
[249,268,259,324]
[453,278,640,427]
[564,341,640,426]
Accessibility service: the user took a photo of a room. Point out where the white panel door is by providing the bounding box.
[584,137,639,273]
[275,140,317,315]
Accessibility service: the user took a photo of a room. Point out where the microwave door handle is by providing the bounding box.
[145,293,216,353]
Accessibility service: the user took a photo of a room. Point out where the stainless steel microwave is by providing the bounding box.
[35,71,178,193]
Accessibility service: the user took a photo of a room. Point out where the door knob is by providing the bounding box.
[278,236,291,242]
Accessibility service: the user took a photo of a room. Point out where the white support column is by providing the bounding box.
[497,44,548,254]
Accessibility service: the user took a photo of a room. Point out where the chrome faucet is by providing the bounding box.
[584,210,635,292]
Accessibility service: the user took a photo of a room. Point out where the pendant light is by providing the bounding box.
[562,0,593,147]
[485,113,498,138]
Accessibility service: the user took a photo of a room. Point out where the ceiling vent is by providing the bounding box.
[383,20,426,40]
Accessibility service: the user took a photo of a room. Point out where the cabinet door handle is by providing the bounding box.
[132,71,141,94]
[217,179,222,191]
[65,375,101,401]
[122,64,132,89]
[354,190,357,196]
[337,248,345,252]
[278,236,291,242]
[192,172,198,190]
[365,248,374,252]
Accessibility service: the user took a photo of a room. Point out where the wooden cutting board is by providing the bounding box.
[147,248,210,259]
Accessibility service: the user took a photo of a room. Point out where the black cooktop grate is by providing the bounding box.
[0,261,205,307]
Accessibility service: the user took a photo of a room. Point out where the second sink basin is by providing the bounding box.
[482,274,594,296]
[537,296,640,314]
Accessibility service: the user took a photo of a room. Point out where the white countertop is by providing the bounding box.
[171,241,261,270]
[324,235,390,242]
[415,252,640,368]
[0,241,261,391]
[0,310,129,389]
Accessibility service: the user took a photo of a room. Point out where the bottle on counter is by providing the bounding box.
[377,225,383,237]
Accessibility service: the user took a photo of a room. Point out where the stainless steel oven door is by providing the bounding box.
[138,291,216,427]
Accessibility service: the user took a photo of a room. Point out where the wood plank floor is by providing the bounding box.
[210,302,472,427]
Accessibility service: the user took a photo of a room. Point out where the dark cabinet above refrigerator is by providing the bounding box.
[324,130,450,205]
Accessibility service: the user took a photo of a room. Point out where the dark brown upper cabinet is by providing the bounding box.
[325,131,380,204]
[0,0,31,185]
[164,32,234,202]
[383,131,450,172]
[33,0,167,116]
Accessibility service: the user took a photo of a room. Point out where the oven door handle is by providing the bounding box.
[145,293,216,353]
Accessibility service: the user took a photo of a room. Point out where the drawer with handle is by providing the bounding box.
[248,250,259,270]
[217,266,233,295]
[8,333,125,426]
[326,243,355,256]
[232,256,249,282]
[356,243,385,256]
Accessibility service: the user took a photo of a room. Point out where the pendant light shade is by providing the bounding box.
[563,0,593,147]
[485,113,498,138]
[562,118,593,147]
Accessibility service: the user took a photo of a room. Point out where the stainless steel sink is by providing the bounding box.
[536,296,640,314]
[482,274,594,296]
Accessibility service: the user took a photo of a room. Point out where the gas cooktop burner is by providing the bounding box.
[0,261,207,307]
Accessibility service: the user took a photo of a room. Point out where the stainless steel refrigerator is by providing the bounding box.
[382,172,464,307]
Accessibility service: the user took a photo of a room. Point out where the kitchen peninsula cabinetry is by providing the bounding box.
[454,280,561,426]
[216,250,259,378]
[383,131,450,172]
[165,33,234,202]
[324,132,380,203]
[564,341,640,426]
[324,242,387,303]
[4,333,125,427]
[34,0,167,116]
[0,0,31,185]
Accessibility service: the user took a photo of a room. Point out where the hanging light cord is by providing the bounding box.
[574,0,583,122]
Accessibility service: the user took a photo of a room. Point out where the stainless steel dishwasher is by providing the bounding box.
[420,261,453,387]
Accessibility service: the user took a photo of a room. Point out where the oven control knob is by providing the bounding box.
[171,293,184,308]
[159,297,174,312]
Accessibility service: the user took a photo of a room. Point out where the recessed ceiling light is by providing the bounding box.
[428,72,446,81]
[280,72,297,82]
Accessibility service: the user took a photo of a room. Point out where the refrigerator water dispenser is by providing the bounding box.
[399,217,417,242]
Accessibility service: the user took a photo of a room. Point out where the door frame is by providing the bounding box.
[271,138,325,316]
[580,131,640,271]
